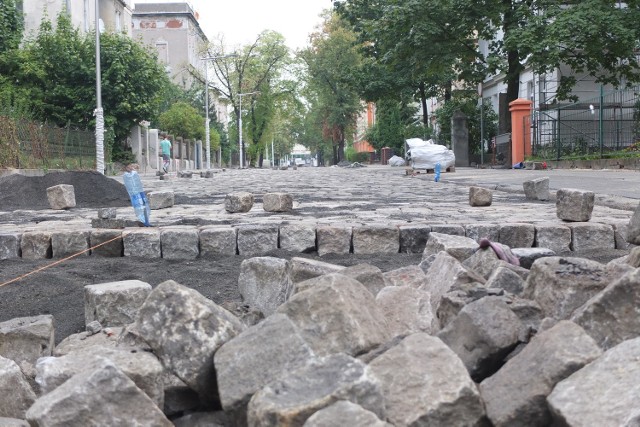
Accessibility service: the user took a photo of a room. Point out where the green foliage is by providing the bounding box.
[433,93,498,155]
[0,0,22,53]
[365,97,428,155]
[300,13,364,164]
[1,10,171,163]
[158,101,205,140]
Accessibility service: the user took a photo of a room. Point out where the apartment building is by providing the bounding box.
[21,0,132,38]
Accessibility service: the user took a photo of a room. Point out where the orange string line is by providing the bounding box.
[0,235,122,288]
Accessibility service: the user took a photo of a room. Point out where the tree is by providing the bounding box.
[0,0,22,53]
[4,10,171,161]
[300,13,363,164]
[206,31,290,167]
[158,101,204,141]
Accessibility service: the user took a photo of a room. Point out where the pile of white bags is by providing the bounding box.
[405,138,455,170]
[388,155,406,166]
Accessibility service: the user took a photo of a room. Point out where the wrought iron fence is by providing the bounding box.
[531,86,640,160]
[0,117,95,170]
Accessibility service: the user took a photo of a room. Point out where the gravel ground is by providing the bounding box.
[0,248,630,345]
[0,251,424,344]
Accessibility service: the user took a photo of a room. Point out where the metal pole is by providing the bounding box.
[239,95,243,168]
[204,62,211,170]
[599,85,604,159]
[272,138,275,168]
[94,0,104,174]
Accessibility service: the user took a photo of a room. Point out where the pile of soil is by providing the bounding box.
[0,171,130,210]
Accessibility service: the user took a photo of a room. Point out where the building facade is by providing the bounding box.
[132,2,207,87]
[21,0,132,39]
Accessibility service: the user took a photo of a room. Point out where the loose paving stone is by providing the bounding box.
[303,401,391,427]
[430,224,466,236]
[547,337,640,427]
[438,297,526,381]
[46,184,76,210]
[225,192,254,213]
[84,280,152,327]
[568,222,615,251]
[0,315,54,366]
[382,265,426,289]
[465,223,500,243]
[97,208,117,219]
[469,186,493,206]
[485,266,526,295]
[479,321,601,427]
[0,233,21,260]
[0,356,36,419]
[316,226,352,256]
[499,223,535,248]
[523,177,550,201]
[287,257,345,284]
[626,201,640,244]
[123,229,161,258]
[376,286,438,337]
[341,264,386,297]
[89,229,124,257]
[51,230,90,258]
[556,188,595,222]
[199,227,237,256]
[422,251,486,312]
[368,333,486,427]
[423,232,479,261]
[214,313,314,413]
[262,192,293,212]
[524,257,611,320]
[238,257,291,316]
[534,224,571,253]
[53,327,122,356]
[134,280,245,403]
[0,417,29,427]
[20,231,52,260]
[277,273,389,356]
[571,268,640,350]
[352,225,399,254]
[279,224,316,253]
[160,228,199,259]
[35,345,165,408]
[147,190,174,210]
[511,247,555,269]
[26,360,172,427]
[247,354,385,427]
[398,224,431,253]
[237,226,278,256]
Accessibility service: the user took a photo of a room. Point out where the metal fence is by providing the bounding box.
[0,117,95,170]
[531,86,640,160]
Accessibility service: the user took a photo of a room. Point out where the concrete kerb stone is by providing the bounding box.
[199,227,238,256]
[160,227,200,260]
[237,226,279,256]
[0,233,21,260]
[20,231,52,260]
[51,230,90,258]
[122,229,161,258]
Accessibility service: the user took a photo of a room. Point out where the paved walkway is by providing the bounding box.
[0,166,636,233]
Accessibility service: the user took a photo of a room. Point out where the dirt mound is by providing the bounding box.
[0,171,130,210]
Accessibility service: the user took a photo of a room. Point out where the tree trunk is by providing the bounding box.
[419,82,429,125]
[258,151,264,168]
[503,0,524,168]
[338,139,345,162]
[332,142,338,165]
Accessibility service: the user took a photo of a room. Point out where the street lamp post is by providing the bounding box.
[94,0,104,174]
[238,91,259,168]
[201,54,237,169]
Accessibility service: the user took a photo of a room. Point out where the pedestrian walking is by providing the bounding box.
[160,134,172,173]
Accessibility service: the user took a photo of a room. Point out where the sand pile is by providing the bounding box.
[0,171,130,210]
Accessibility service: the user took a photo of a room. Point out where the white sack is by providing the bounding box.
[407,140,455,170]
[388,155,406,166]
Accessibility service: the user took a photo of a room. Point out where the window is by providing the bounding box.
[156,40,169,64]
[115,10,122,32]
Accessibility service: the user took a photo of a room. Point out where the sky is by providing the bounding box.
[134,0,333,50]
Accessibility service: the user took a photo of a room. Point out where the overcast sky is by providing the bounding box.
[134,0,332,50]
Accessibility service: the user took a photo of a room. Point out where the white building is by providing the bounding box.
[21,0,132,39]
